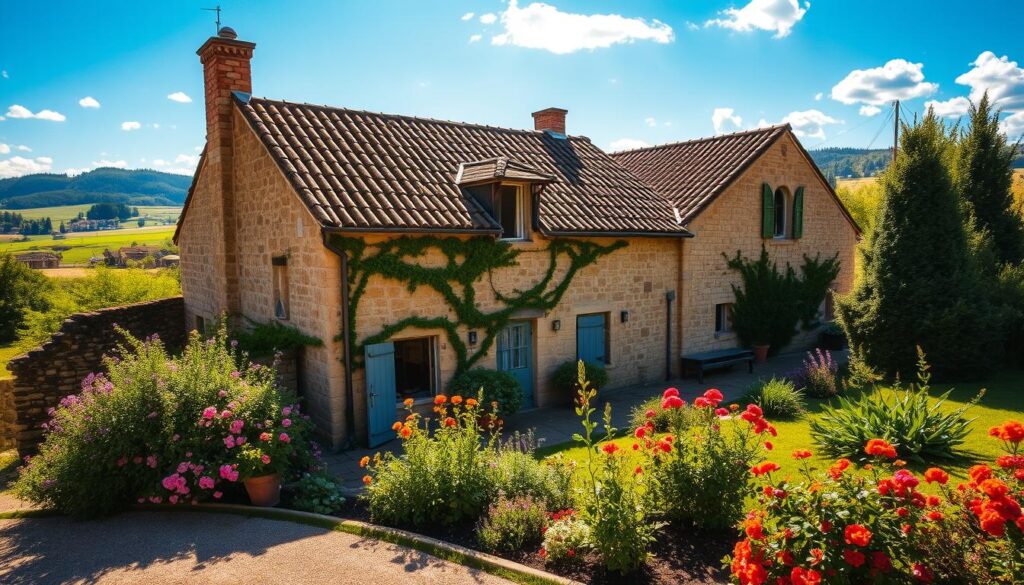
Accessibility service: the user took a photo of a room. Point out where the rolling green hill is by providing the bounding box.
[0,167,192,209]
[809,148,1024,180]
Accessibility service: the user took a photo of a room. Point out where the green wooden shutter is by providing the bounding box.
[761,183,774,238]
[792,186,805,239]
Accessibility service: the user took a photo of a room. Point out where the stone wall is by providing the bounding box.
[0,379,15,452]
[7,297,186,455]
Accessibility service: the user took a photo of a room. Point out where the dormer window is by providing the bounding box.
[497,185,525,240]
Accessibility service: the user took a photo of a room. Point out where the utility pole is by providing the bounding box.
[892,99,900,160]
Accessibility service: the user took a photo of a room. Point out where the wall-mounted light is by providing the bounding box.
[468,331,478,345]
[620,310,629,323]
[551,319,561,332]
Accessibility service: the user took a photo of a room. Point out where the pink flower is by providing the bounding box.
[177,462,189,474]
[219,464,239,482]
[169,495,179,504]
[213,491,223,499]
[715,407,730,417]
[282,406,292,416]
[230,371,241,379]
[199,476,215,489]
[236,436,246,445]
[260,432,271,442]
[230,419,244,434]
[282,418,292,428]
[202,406,217,420]
[146,455,157,468]
[261,454,271,465]
[279,432,291,443]
[218,390,228,398]
[221,410,233,419]
[116,457,127,467]
[224,435,236,449]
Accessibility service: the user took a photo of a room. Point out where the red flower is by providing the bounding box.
[865,439,897,459]
[764,441,773,451]
[927,510,944,522]
[634,426,647,439]
[990,420,1024,443]
[871,551,892,573]
[843,524,872,547]
[792,449,812,460]
[601,443,620,455]
[663,387,680,399]
[828,458,851,479]
[443,417,457,427]
[634,465,643,475]
[694,396,712,408]
[751,461,780,476]
[645,409,656,418]
[843,549,866,568]
[703,388,724,406]
[790,567,822,585]
[912,563,934,583]
[924,468,949,485]
[662,395,685,409]
[744,516,765,540]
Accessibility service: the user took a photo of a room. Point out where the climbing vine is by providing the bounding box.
[328,234,627,376]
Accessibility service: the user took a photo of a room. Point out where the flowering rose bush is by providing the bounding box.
[541,509,592,565]
[15,324,319,518]
[726,424,1024,584]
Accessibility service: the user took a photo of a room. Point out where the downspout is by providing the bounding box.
[322,231,355,449]
[665,289,675,381]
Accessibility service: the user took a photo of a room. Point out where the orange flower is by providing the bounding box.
[843,524,872,547]
[744,516,765,540]
[924,468,949,485]
[359,456,370,468]
[399,426,412,439]
[829,458,851,479]
[969,464,993,483]
[444,417,457,428]
[362,475,372,485]
[751,461,780,476]
[391,421,402,431]
[792,449,812,460]
[434,394,448,405]
[403,398,414,407]
[865,439,897,459]
[451,396,463,405]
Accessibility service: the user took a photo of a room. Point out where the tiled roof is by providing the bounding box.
[236,95,690,236]
[456,157,555,186]
[611,125,789,224]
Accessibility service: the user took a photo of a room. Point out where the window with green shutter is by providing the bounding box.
[761,182,774,238]
[792,186,805,239]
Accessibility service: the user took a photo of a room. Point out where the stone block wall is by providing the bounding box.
[0,379,15,452]
[7,296,186,455]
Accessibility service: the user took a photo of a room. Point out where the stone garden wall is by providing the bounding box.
[7,296,186,455]
[0,379,15,452]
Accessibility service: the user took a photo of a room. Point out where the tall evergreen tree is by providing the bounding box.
[954,92,1024,265]
[836,112,1001,379]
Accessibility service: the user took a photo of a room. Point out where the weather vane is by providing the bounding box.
[202,5,222,33]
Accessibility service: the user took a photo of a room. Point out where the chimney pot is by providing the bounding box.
[532,107,568,135]
[218,26,238,39]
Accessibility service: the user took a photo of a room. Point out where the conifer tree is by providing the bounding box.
[836,112,1001,379]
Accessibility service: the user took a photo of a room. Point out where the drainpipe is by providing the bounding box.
[665,290,676,381]
[322,231,355,449]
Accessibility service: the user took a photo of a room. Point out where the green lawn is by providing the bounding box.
[541,369,1024,491]
[11,204,181,224]
[0,344,22,379]
[0,225,177,264]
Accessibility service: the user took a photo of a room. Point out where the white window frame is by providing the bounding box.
[714,302,734,335]
[497,184,527,241]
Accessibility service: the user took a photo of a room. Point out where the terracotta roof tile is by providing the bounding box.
[611,125,789,224]
[237,96,689,236]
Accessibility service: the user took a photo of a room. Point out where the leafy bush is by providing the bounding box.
[362,395,499,528]
[288,472,346,515]
[810,349,980,462]
[233,320,322,356]
[551,360,608,400]
[476,494,548,554]
[541,510,592,565]
[741,377,805,419]
[493,450,573,512]
[14,323,318,518]
[0,252,50,343]
[802,348,840,398]
[650,388,775,531]
[629,394,699,433]
[447,368,523,416]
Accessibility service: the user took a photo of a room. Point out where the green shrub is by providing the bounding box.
[493,451,573,512]
[447,368,523,416]
[363,397,499,528]
[0,252,50,344]
[742,377,805,419]
[629,394,699,433]
[551,360,609,399]
[14,322,318,518]
[476,494,548,554]
[288,472,346,515]
[233,320,322,356]
[541,510,592,565]
[809,349,980,462]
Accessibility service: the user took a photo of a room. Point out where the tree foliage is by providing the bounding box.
[0,252,51,343]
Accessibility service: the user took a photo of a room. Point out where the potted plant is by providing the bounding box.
[236,439,290,507]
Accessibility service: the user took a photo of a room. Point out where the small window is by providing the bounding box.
[394,337,437,402]
[272,256,290,320]
[773,188,787,238]
[195,316,207,335]
[497,185,525,240]
[715,303,733,334]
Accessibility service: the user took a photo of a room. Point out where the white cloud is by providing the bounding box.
[831,59,938,106]
[859,105,881,117]
[153,159,168,167]
[779,109,839,140]
[480,13,497,24]
[685,21,700,31]
[925,96,971,118]
[490,0,673,55]
[78,96,100,108]
[150,123,160,129]
[954,51,1024,111]
[608,138,650,151]
[174,153,199,166]
[1000,111,1024,140]
[644,116,656,127]
[814,92,823,101]
[5,104,66,121]
[151,153,200,175]
[16,145,31,152]
[92,159,128,169]
[712,107,743,134]
[469,34,482,43]
[121,121,141,131]
[461,12,474,21]
[705,0,809,39]
[0,144,8,154]
[167,91,192,103]
[1,70,7,79]
[0,155,53,178]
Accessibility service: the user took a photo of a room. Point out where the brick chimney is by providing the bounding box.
[196,27,255,316]
[532,107,567,135]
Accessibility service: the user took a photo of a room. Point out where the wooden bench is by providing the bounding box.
[680,348,754,383]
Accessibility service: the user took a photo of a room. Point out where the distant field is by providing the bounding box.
[836,176,879,189]
[0,225,176,264]
[11,204,182,225]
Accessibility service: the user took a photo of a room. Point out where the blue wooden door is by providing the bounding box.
[497,321,534,408]
[577,314,607,365]
[365,342,397,447]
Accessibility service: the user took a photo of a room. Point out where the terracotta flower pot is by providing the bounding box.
[752,344,770,364]
[244,473,281,507]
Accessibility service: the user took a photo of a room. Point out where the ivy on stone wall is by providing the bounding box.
[327,234,627,376]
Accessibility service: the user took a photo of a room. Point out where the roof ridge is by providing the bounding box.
[609,124,791,156]
[243,95,594,143]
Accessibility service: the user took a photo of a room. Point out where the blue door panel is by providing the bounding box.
[577,314,607,365]
[365,342,397,447]
[497,321,534,408]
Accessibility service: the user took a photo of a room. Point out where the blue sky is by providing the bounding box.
[2,0,1023,179]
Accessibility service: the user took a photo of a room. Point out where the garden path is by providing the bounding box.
[325,349,844,490]
[0,511,515,585]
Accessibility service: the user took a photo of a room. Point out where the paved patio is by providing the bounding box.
[325,349,842,490]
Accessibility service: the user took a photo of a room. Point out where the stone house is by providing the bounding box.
[14,251,61,269]
[175,29,859,449]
